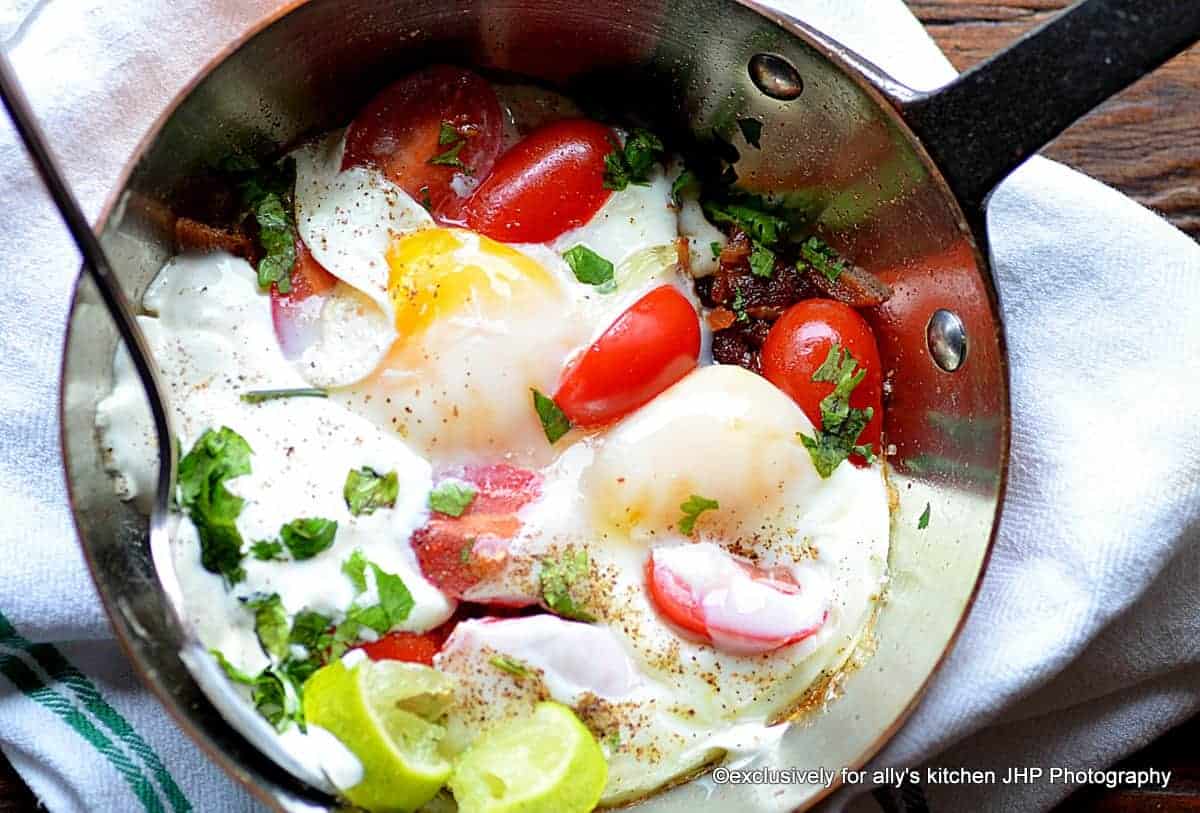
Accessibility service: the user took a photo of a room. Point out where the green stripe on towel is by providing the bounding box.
[0,649,164,813]
[0,610,191,812]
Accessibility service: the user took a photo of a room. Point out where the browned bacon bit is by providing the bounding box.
[707,307,736,331]
[718,231,752,267]
[174,217,257,262]
[805,261,893,308]
[712,331,761,373]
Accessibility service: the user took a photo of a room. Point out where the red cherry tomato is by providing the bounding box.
[412,464,542,600]
[463,119,615,243]
[760,299,883,464]
[645,546,826,655]
[357,618,457,665]
[270,237,338,358]
[342,65,503,220]
[554,286,701,427]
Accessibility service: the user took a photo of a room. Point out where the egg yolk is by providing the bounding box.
[386,228,558,336]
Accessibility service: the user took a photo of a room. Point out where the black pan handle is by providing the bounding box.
[899,0,1200,216]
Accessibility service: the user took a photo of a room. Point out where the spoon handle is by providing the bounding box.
[0,51,177,530]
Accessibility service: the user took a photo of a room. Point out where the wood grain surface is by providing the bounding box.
[0,1,1195,811]
[910,0,1200,239]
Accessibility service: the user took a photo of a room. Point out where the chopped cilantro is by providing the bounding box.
[249,539,285,561]
[538,549,595,622]
[235,158,298,294]
[489,655,533,678]
[281,655,319,688]
[429,139,469,173]
[678,494,719,535]
[419,185,433,211]
[211,649,255,685]
[247,593,289,660]
[177,427,252,585]
[710,241,723,260]
[731,287,749,323]
[531,388,572,444]
[603,129,665,191]
[702,197,788,247]
[343,467,399,516]
[288,610,333,651]
[562,245,615,287]
[460,540,474,564]
[737,117,763,149]
[605,731,621,751]
[438,121,460,146]
[240,388,327,404]
[251,668,301,732]
[372,563,415,627]
[280,517,337,560]
[749,242,775,278]
[918,502,931,530]
[799,236,846,283]
[346,604,391,635]
[429,480,477,517]
[342,549,368,593]
[798,344,876,477]
[671,169,700,206]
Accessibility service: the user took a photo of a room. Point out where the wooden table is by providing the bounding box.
[1,1,1196,810]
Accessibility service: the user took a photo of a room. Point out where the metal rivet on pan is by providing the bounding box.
[748,53,804,101]
[927,309,967,372]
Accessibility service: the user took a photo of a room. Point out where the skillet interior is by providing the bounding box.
[60,0,1008,809]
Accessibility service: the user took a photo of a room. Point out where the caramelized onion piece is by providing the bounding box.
[806,262,893,307]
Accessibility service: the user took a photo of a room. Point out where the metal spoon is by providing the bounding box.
[0,51,335,797]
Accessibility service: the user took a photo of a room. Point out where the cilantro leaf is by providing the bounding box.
[346,603,391,635]
[429,480,477,517]
[710,241,722,261]
[342,549,368,593]
[343,467,399,516]
[799,344,876,477]
[236,159,298,294]
[731,287,749,323]
[562,245,615,287]
[749,242,775,278]
[281,655,320,688]
[289,610,333,650]
[251,668,301,732]
[429,139,469,173]
[671,169,700,206]
[702,197,788,247]
[240,388,327,404]
[250,538,285,561]
[178,427,252,585]
[438,121,460,146]
[799,236,846,283]
[538,549,595,622]
[531,388,572,444]
[678,494,719,535]
[211,649,255,685]
[371,563,414,626]
[247,593,290,660]
[280,517,337,560]
[918,502,931,530]
[603,129,665,191]
[419,185,433,212]
[737,117,763,149]
[489,655,533,678]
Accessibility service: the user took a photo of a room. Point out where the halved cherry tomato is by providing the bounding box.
[342,65,503,220]
[270,237,338,358]
[645,543,827,655]
[357,622,453,666]
[463,119,615,243]
[411,464,542,600]
[554,286,701,427]
[760,299,883,464]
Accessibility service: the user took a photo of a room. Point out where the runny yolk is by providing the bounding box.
[386,227,558,337]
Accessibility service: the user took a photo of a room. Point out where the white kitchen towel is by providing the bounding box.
[0,1,1196,812]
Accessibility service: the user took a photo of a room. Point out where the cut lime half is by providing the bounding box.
[449,701,607,813]
[303,659,455,812]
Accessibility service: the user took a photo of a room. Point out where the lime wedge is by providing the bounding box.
[303,659,456,812]
[448,701,607,813]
